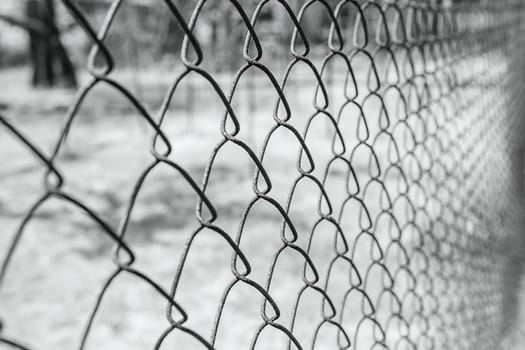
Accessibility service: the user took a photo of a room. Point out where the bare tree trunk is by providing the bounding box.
[25,0,77,88]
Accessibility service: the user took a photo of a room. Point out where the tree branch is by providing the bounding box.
[0,14,50,36]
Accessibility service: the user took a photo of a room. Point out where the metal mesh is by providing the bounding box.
[1,0,525,349]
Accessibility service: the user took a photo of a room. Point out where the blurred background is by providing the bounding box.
[2,1,525,350]
[1,2,394,349]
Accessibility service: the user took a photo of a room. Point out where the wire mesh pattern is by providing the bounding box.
[1,0,525,349]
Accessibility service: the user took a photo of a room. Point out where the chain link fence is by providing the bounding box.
[1,0,525,349]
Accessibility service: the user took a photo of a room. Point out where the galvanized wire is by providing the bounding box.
[1,0,525,349]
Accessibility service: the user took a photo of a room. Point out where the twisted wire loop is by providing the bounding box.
[1,0,525,349]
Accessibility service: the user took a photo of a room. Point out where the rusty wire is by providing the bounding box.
[1,0,525,349]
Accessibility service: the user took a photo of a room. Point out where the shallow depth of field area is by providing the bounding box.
[0,55,409,347]
[2,1,525,350]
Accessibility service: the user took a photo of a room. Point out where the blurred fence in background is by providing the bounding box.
[1,0,525,349]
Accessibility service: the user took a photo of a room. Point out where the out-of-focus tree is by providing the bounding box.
[25,0,76,88]
[0,0,77,88]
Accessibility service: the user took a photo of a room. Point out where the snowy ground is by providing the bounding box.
[0,66,392,350]
[1,66,523,350]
